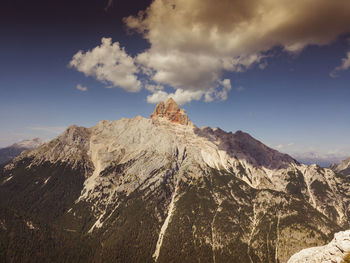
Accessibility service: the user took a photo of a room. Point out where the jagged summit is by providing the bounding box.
[150,98,190,125]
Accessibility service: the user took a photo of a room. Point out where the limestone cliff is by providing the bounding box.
[150,98,190,125]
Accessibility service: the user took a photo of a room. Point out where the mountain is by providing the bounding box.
[291,152,348,167]
[1,98,350,263]
[331,157,350,177]
[0,138,43,165]
[287,230,350,263]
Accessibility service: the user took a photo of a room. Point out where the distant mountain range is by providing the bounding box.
[0,138,43,165]
[291,152,349,167]
[1,99,350,262]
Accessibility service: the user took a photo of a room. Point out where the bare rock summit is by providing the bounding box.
[150,98,190,125]
[288,230,350,263]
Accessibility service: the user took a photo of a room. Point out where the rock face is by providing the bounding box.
[150,98,190,125]
[0,138,43,165]
[1,104,350,262]
[331,157,350,176]
[287,230,350,263]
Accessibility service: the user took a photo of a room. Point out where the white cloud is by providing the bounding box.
[217,79,232,101]
[147,89,203,105]
[76,84,87,92]
[124,0,350,103]
[146,79,231,105]
[70,1,350,105]
[69,38,141,92]
[330,51,350,78]
[204,79,232,102]
[136,50,224,91]
[258,61,268,70]
[145,84,164,92]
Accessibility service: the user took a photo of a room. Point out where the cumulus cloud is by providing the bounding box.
[76,84,87,92]
[204,79,232,102]
[258,61,268,70]
[70,1,350,104]
[69,38,141,92]
[330,51,350,78]
[146,78,231,105]
[124,0,350,103]
[147,89,203,105]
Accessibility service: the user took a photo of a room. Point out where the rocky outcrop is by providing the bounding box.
[287,230,350,263]
[150,98,190,125]
[331,157,350,176]
[17,125,91,168]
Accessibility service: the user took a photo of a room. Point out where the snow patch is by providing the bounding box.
[43,176,51,185]
[78,142,107,201]
[2,176,13,184]
[26,221,36,230]
[153,186,178,262]
[88,211,106,233]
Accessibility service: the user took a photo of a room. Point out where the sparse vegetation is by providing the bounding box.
[0,156,347,262]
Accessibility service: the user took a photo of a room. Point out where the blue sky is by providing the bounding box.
[1,0,350,165]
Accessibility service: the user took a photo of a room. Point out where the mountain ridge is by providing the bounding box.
[331,157,350,177]
[1,99,350,262]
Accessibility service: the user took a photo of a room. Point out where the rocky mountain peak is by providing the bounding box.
[150,98,190,125]
[2,104,350,263]
[331,157,350,171]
